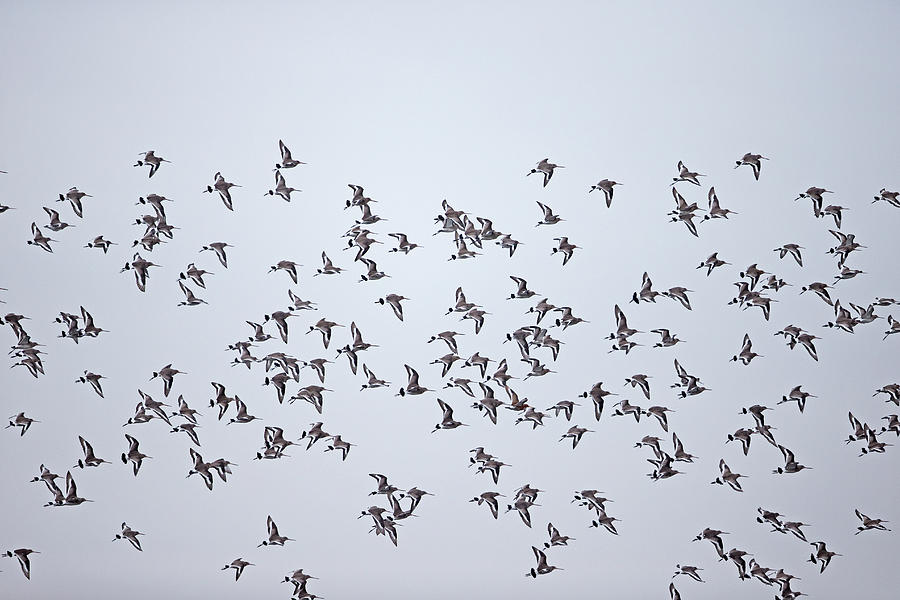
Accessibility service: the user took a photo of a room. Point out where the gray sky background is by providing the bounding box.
[1,2,899,598]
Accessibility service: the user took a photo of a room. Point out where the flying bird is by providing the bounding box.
[527,158,564,187]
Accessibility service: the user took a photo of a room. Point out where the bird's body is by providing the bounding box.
[205,172,240,210]
[527,158,564,187]
[134,150,171,178]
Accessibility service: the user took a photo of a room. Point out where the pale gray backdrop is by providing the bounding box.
[1,2,898,598]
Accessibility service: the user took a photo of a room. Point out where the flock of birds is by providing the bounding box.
[2,144,898,599]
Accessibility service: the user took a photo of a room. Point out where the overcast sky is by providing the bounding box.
[1,2,899,598]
